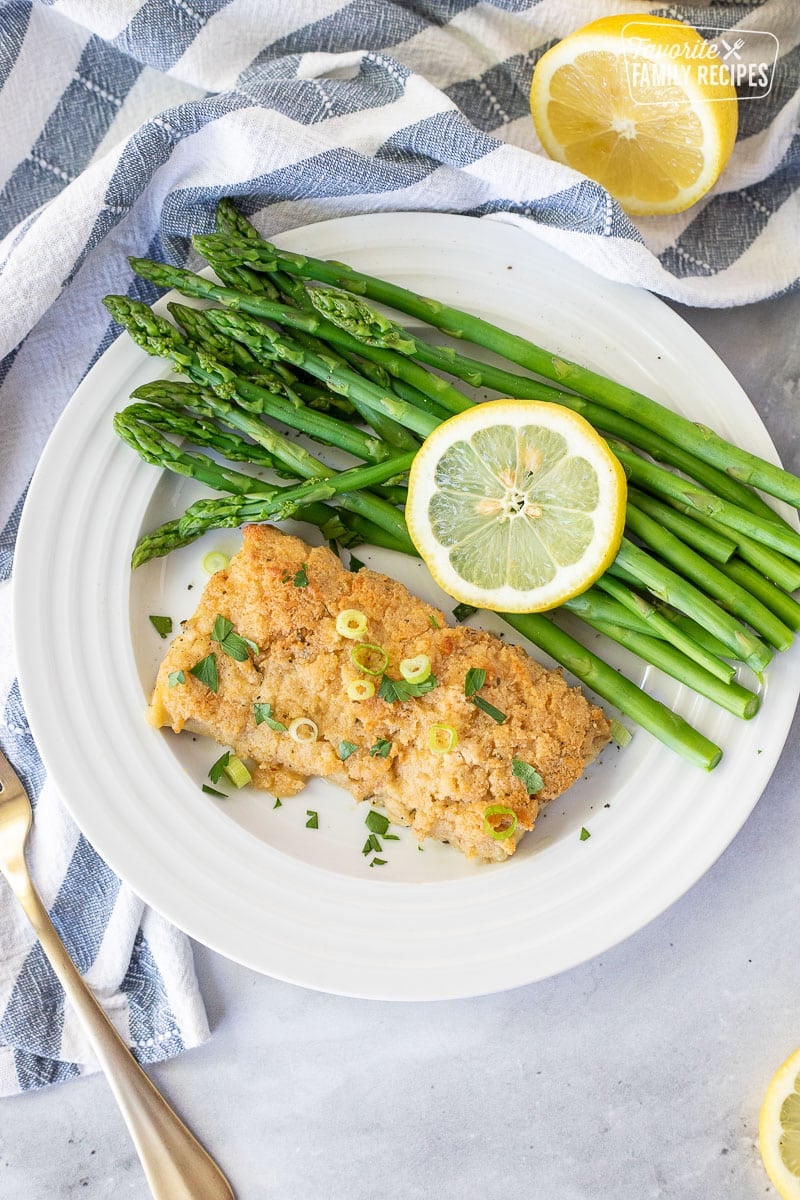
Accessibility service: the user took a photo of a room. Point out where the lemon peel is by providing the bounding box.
[530,13,738,215]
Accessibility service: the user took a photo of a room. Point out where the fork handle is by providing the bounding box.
[11,872,235,1200]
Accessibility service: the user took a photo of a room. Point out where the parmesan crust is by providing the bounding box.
[149,525,610,861]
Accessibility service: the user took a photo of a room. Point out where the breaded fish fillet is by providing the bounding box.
[148,525,610,861]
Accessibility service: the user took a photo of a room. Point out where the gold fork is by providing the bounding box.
[0,747,235,1199]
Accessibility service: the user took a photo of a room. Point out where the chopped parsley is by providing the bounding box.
[453,603,478,622]
[273,797,283,809]
[369,857,387,868]
[362,833,382,856]
[378,674,438,703]
[369,738,392,758]
[189,653,218,693]
[348,553,366,573]
[149,614,172,638]
[167,670,185,688]
[465,667,506,724]
[365,809,390,836]
[254,702,287,732]
[512,758,544,795]
[338,740,358,761]
[202,784,227,798]
[428,613,440,629]
[472,696,507,724]
[464,667,486,697]
[305,810,319,829]
[212,614,258,662]
[207,751,230,784]
[579,826,591,841]
[282,563,309,587]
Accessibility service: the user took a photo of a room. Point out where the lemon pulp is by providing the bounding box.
[405,399,626,613]
[530,14,738,215]
[760,1047,800,1199]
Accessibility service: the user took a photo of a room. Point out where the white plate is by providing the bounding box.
[14,213,800,1000]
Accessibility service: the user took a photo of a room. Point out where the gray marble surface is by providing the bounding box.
[2,291,799,1200]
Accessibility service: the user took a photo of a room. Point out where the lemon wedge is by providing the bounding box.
[760,1045,800,1198]
[530,13,738,215]
[405,399,626,613]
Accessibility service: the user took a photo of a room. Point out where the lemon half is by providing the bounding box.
[760,1045,800,1199]
[405,399,626,613]
[530,14,738,215]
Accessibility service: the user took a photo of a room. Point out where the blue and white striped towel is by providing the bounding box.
[0,0,797,1094]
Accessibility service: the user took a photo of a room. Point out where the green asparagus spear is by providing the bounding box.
[610,440,800,564]
[194,230,800,508]
[657,498,800,593]
[624,503,793,651]
[104,295,390,464]
[203,307,441,439]
[594,574,734,682]
[569,613,758,720]
[614,538,772,672]
[627,489,736,564]
[717,558,800,632]
[118,396,279,469]
[304,284,796,534]
[132,452,416,567]
[129,253,474,417]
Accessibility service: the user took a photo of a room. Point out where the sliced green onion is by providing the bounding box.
[346,679,375,701]
[203,550,229,574]
[483,805,518,841]
[610,719,632,747]
[335,608,368,639]
[428,723,458,753]
[399,654,431,684]
[223,755,252,789]
[287,717,318,744]
[350,642,388,676]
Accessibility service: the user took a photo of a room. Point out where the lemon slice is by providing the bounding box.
[405,399,626,613]
[530,13,738,216]
[760,1045,800,1198]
